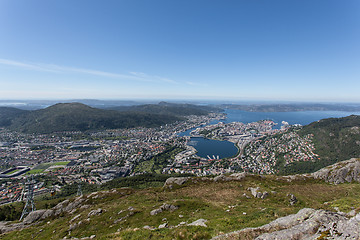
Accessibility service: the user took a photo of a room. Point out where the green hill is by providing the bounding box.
[298,114,360,167]
[276,115,360,174]
[6,103,182,133]
[241,115,360,175]
[0,107,27,127]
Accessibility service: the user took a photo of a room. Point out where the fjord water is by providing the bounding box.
[223,109,360,128]
[182,110,360,159]
[187,137,238,159]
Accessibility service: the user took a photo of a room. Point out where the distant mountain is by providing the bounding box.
[221,103,360,112]
[108,101,222,116]
[0,107,27,127]
[4,103,182,133]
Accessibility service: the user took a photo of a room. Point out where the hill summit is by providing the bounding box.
[1,102,182,133]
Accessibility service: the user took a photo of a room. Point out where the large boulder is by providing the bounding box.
[213,175,232,182]
[312,158,360,184]
[150,203,178,216]
[88,208,104,217]
[0,221,25,234]
[188,219,208,227]
[212,208,360,240]
[248,187,269,199]
[23,209,47,224]
[163,177,190,189]
[229,172,248,180]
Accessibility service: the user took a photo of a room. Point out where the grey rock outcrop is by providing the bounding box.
[88,208,104,217]
[212,208,360,240]
[312,158,360,184]
[0,221,26,234]
[214,175,232,182]
[188,219,208,227]
[229,172,248,180]
[248,187,269,199]
[163,177,189,189]
[150,203,178,216]
[22,209,48,224]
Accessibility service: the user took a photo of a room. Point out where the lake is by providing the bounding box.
[180,110,360,159]
[187,137,238,159]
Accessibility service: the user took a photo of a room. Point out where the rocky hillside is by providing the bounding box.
[0,160,359,239]
[312,158,360,184]
[213,208,360,239]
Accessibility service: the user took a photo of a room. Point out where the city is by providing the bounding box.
[0,112,320,206]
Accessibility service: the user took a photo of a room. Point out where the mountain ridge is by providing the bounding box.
[1,102,183,133]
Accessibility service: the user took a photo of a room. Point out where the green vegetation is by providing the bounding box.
[256,115,360,175]
[1,175,359,239]
[299,115,360,167]
[26,169,45,175]
[0,107,27,127]
[53,161,70,166]
[4,169,20,175]
[0,203,23,221]
[25,161,70,175]
[6,103,182,133]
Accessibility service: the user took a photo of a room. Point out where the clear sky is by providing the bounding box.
[0,0,359,102]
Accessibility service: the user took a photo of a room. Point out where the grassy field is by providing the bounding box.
[25,169,45,175]
[25,161,71,175]
[1,175,359,240]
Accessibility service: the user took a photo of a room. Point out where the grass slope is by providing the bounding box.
[1,175,359,240]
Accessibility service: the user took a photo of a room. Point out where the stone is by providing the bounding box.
[288,194,298,205]
[312,158,360,184]
[229,172,248,180]
[88,208,104,217]
[70,214,81,223]
[211,208,360,240]
[150,203,178,215]
[248,187,260,198]
[163,177,189,188]
[248,187,268,199]
[158,223,168,229]
[23,210,47,224]
[188,219,208,227]
[143,225,154,230]
[214,175,232,182]
[41,209,55,220]
[64,198,85,213]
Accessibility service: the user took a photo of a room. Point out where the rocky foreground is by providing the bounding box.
[212,208,360,239]
[0,159,359,239]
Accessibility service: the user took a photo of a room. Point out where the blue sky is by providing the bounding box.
[0,0,359,102]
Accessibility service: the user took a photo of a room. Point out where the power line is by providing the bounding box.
[77,181,82,196]
[20,175,36,221]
